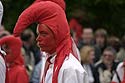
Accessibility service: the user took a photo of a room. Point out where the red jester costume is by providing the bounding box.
[13,1,88,83]
[0,35,29,83]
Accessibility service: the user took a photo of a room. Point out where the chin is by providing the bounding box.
[40,48,47,52]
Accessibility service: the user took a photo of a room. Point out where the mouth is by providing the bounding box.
[37,43,46,48]
[37,42,42,47]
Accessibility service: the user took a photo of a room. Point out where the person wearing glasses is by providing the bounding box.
[95,47,119,83]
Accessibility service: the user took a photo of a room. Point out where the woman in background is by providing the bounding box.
[80,46,98,83]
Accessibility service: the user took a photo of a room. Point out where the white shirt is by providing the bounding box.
[83,64,94,83]
[0,55,6,83]
[40,52,47,82]
[0,1,3,26]
[40,53,89,83]
[112,62,124,83]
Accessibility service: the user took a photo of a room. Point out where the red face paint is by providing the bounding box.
[36,24,56,54]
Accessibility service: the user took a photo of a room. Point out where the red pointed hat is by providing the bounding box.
[34,0,66,10]
[0,35,23,65]
[0,35,22,56]
[13,1,73,83]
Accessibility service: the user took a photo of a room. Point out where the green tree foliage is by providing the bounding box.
[1,0,125,37]
[1,0,34,32]
[66,0,125,37]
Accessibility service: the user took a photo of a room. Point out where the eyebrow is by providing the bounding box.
[39,31,48,34]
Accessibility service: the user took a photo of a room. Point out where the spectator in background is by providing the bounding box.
[94,28,108,63]
[80,46,98,83]
[0,30,10,38]
[30,52,46,83]
[0,35,29,83]
[77,27,101,63]
[116,35,125,62]
[21,29,41,77]
[77,28,94,49]
[107,36,121,53]
[95,47,119,83]
[94,28,107,53]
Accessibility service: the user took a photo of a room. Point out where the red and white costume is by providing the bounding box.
[111,62,125,83]
[13,1,88,83]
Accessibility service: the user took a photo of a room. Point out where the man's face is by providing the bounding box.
[95,35,105,46]
[36,24,56,54]
[103,50,114,65]
[82,28,93,44]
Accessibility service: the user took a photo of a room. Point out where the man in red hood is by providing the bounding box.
[13,1,88,83]
[0,35,29,83]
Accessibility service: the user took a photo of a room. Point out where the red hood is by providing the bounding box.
[0,35,24,66]
[34,0,65,10]
[13,2,71,83]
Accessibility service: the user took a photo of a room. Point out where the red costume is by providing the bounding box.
[0,35,29,83]
[13,1,80,83]
[34,0,66,10]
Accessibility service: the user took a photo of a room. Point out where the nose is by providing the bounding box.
[36,35,40,42]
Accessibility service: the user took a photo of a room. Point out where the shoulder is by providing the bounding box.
[0,55,5,68]
[61,53,86,74]
[95,61,104,69]
[117,62,123,70]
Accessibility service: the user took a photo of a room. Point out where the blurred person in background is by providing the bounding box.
[94,28,108,63]
[77,27,101,63]
[95,47,119,83]
[0,30,10,38]
[94,28,108,53]
[21,29,41,77]
[30,52,46,83]
[0,35,29,83]
[80,46,98,83]
[116,35,125,62]
[107,36,121,53]
[77,28,94,49]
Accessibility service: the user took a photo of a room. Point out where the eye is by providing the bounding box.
[40,32,48,37]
